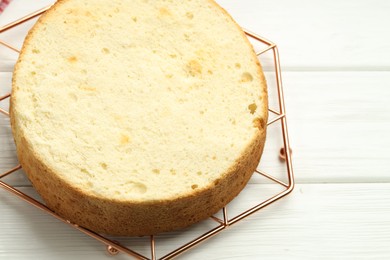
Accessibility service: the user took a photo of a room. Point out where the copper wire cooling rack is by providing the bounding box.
[0,5,294,260]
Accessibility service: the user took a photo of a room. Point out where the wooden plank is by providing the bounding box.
[2,71,390,185]
[282,71,390,183]
[0,0,54,26]
[1,0,390,70]
[1,184,389,259]
[216,0,390,70]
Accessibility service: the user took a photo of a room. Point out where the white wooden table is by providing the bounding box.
[1,0,390,259]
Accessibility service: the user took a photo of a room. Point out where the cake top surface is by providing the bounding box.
[12,0,267,202]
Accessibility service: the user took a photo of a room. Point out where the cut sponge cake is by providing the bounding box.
[10,0,268,236]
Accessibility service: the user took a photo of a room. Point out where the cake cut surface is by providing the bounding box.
[11,0,268,235]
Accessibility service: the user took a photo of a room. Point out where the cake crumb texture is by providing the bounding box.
[11,0,268,235]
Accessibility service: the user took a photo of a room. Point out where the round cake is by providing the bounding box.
[11,0,268,236]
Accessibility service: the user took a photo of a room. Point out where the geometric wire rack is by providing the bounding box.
[0,5,294,260]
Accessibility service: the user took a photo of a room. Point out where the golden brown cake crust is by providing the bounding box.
[11,0,268,236]
[11,117,265,235]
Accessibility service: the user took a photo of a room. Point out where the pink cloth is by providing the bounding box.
[0,0,12,14]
